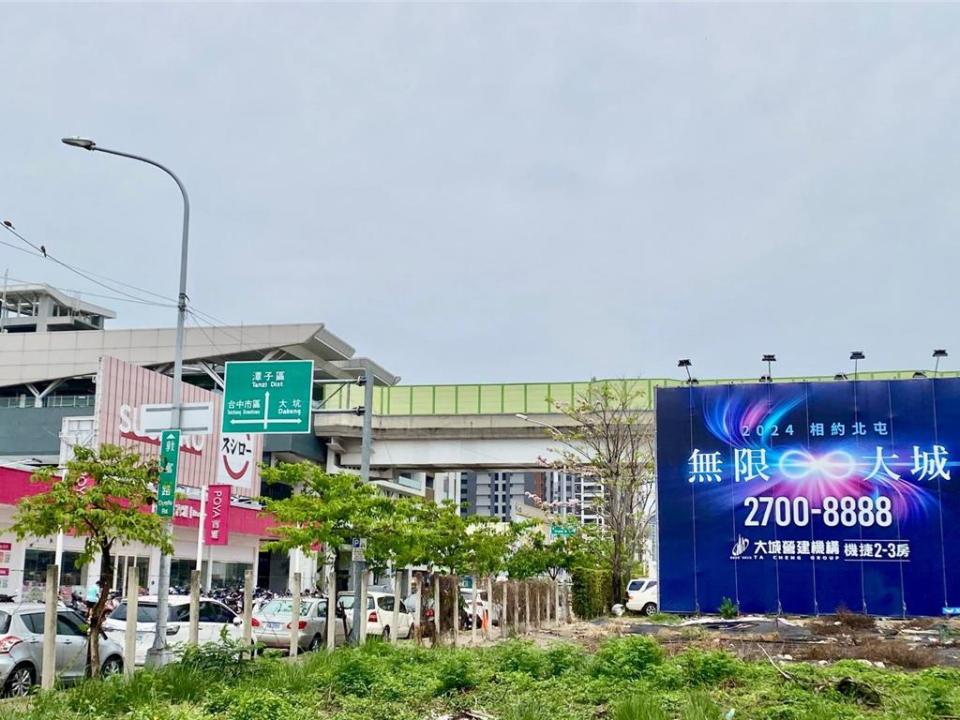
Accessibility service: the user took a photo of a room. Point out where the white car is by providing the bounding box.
[461,587,499,627]
[103,595,242,664]
[625,578,658,615]
[339,592,414,641]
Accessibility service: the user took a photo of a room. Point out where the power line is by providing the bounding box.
[0,237,43,258]
[2,273,174,308]
[1,221,164,306]
[187,309,247,348]
[0,219,234,325]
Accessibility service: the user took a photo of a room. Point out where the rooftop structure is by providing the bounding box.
[0,283,116,333]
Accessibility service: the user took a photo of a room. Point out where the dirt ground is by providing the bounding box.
[468,612,960,670]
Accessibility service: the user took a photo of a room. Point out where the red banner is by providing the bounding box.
[204,484,231,545]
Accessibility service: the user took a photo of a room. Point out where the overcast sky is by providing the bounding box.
[2,3,959,384]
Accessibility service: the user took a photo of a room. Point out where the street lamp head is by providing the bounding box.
[677,359,692,368]
[933,349,948,358]
[850,351,865,361]
[61,137,96,150]
[762,354,776,363]
[515,413,529,421]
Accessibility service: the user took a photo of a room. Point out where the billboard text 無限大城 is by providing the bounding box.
[655,378,960,617]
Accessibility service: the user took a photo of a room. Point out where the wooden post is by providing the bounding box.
[452,575,459,647]
[470,577,479,645]
[535,585,541,629]
[242,569,253,655]
[415,576,423,646]
[391,568,401,645]
[433,573,441,646]
[358,569,369,644]
[485,576,493,641]
[290,572,302,657]
[524,582,530,634]
[41,564,58,690]
[501,582,508,639]
[124,571,139,676]
[555,579,561,627]
[513,582,519,636]
[188,570,200,646]
[326,557,337,651]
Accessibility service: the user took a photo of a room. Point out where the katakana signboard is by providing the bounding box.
[217,432,256,488]
[656,378,960,617]
[156,429,180,518]
[221,360,314,434]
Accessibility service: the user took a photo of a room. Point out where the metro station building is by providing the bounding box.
[0,284,399,600]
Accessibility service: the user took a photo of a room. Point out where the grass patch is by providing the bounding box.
[7,636,960,720]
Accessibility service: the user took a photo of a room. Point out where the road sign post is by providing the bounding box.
[156,430,181,518]
[222,360,314,434]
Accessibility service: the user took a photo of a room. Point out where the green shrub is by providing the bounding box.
[647,662,685,690]
[677,650,741,686]
[435,652,478,695]
[333,653,380,696]
[679,692,724,720]
[501,702,553,720]
[218,687,295,720]
[572,566,613,619]
[492,640,548,677]
[126,705,207,720]
[718,597,738,619]
[176,629,256,679]
[543,642,587,676]
[592,636,665,679]
[611,694,668,720]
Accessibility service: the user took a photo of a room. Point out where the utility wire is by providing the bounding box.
[1,221,162,306]
[0,219,236,326]
[187,309,247,348]
[3,273,174,308]
[0,237,43,258]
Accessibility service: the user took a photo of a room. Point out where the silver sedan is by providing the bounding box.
[0,603,124,697]
[252,597,348,652]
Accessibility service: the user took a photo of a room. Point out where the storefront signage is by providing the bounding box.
[204,484,230,545]
[217,432,255,488]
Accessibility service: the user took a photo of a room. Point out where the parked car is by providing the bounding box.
[422,594,475,631]
[103,595,241,665]
[461,587,499,627]
[339,592,414,641]
[252,597,349,652]
[0,603,124,697]
[624,578,658,615]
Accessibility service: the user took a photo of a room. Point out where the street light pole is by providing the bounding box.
[62,137,190,667]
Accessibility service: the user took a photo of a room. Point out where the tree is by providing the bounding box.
[364,497,430,644]
[261,463,391,645]
[505,528,548,633]
[417,501,466,644]
[548,380,656,605]
[11,444,173,677]
[461,517,513,642]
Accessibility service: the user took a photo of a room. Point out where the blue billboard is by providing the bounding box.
[656,378,960,617]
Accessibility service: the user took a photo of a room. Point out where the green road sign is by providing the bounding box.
[551,524,575,538]
[157,429,180,518]
[222,360,315,434]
